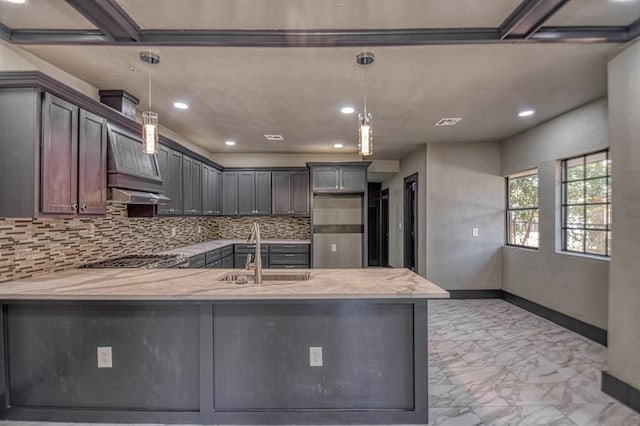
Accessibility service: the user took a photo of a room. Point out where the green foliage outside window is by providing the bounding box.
[507,171,539,248]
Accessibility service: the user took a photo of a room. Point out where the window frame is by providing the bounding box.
[561,149,611,258]
[506,168,539,250]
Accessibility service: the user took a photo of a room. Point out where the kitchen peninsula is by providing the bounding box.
[0,267,448,425]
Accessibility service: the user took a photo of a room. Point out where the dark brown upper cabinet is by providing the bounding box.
[157,145,183,215]
[223,171,271,216]
[272,170,309,216]
[308,163,370,193]
[41,93,107,216]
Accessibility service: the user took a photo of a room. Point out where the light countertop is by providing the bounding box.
[159,239,311,257]
[0,268,449,301]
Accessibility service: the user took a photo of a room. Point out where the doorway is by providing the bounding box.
[403,174,418,272]
[381,188,389,267]
[367,183,381,266]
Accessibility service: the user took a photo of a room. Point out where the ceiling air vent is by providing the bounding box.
[264,134,284,141]
[435,118,462,126]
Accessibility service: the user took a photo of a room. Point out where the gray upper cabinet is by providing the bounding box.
[222,172,239,215]
[272,170,309,215]
[41,93,107,216]
[309,163,369,193]
[202,164,222,215]
[157,145,183,215]
[224,171,271,216]
[182,156,202,215]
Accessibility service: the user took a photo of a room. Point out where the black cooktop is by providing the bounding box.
[81,254,183,269]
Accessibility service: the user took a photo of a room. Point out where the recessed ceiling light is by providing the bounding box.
[341,107,355,114]
[518,109,535,117]
[334,143,344,149]
[225,140,235,146]
[434,117,463,126]
[173,102,189,110]
[264,134,284,141]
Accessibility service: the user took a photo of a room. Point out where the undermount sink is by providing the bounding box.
[219,272,312,283]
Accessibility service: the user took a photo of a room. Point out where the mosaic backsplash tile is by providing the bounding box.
[0,202,310,283]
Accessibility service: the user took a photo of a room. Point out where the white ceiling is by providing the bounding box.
[0,0,96,30]
[115,0,522,30]
[547,0,640,27]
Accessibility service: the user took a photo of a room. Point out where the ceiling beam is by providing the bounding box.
[532,26,630,43]
[500,0,571,39]
[627,17,640,41]
[64,0,140,42]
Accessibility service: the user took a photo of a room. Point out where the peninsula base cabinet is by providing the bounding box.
[0,299,428,424]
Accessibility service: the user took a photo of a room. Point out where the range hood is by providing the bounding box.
[110,188,170,205]
[106,122,167,204]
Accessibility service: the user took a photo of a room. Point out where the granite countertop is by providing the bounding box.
[0,268,449,301]
[158,239,311,257]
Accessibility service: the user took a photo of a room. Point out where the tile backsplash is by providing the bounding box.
[0,202,310,283]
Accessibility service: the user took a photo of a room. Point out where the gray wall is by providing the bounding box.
[501,99,610,329]
[382,145,427,275]
[607,41,640,390]
[426,142,504,290]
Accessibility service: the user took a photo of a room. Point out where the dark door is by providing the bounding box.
[191,160,202,215]
[182,156,193,214]
[404,174,418,273]
[367,183,381,266]
[169,150,183,214]
[222,172,238,215]
[238,172,256,215]
[254,171,271,215]
[77,109,107,215]
[291,171,310,215]
[41,93,78,215]
[381,188,389,267]
[271,171,290,215]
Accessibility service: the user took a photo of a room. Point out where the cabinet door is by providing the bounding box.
[191,160,202,215]
[340,167,367,192]
[312,167,339,191]
[213,169,222,214]
[201,164,211,215]
[254,171,271,215]
[157,145,172,215]
[169,150,183,214]
[271,171,291,215]
[222,172,238,215]
[291,171,310,215]
[182,156,193,214]
[77,109,107,215]
[41,93,78,215]
[220,254,234,268]
[237,172,256,215]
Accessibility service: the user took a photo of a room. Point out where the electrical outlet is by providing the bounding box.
[309,347,323,367]
[171,227,176,237]
[331,244,337,252]
[97,346,112,368]
[472,228,479,237]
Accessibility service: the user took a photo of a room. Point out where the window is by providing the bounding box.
[507,169,539,248]
[562,150,611,257]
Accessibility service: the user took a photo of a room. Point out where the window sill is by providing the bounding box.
[504,244,539,251]
[557,250,610,262]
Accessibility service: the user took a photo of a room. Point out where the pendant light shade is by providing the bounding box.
[358,112,373,156]
[142,111,159,154]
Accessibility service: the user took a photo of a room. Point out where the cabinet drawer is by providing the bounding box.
[221,245,234,258]
[205,258,221,269]
[269,244,310,254]
[269,253,309,265]
[220,254,234,268]
[234,253,268,268]
[234,244,269,254]
[205,248,222,264]
[269,264,309,269]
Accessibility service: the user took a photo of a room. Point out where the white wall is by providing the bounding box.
[501,99,610,329]
[607,41,640,390]
[426,142,504,290]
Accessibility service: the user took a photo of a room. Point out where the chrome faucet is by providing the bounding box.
[245,222,262,284]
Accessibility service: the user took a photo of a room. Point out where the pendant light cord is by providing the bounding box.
[148,72,152,109]
[363,65,367,115]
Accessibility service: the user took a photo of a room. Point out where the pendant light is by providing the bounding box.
[356,51,375,157]
[140,51,160,155]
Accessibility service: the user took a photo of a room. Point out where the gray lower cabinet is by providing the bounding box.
[272,171,309,215]
[269,243,310,268]
[220,254,234,268]
[157,145,183,215]
[224,171,271,216]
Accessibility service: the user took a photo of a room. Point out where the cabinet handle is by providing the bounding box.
[80,204,87,211]
[285,254,295,257]
[71,203,78,211]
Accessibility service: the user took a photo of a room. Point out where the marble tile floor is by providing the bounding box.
[1,300,638,426]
